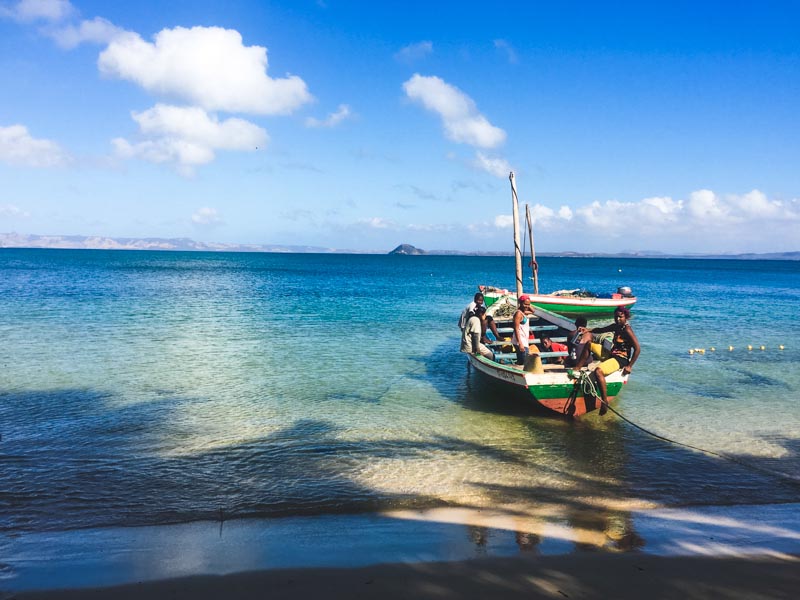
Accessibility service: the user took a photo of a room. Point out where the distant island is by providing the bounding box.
[1,232,798,260]
[388,244,426,255]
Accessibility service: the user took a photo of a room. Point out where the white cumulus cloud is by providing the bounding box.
[98,26,313,115]
[729,189,785,219]
[488,189,799,252]
[576,196,686,232]
[558,206,573,220]
[473,151,511,178]
[305,104,352,128]
[494,215,513,228]
[0,124,70,167]
[403,74,506,149]
[686,189,726,222]
[113,104,267,175]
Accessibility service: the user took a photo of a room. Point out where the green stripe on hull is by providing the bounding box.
[532,302,636,316]
[526,381,624,400]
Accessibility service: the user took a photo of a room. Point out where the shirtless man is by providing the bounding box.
[573,306,640,415]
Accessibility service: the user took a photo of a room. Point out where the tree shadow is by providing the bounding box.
[2,378,799,561]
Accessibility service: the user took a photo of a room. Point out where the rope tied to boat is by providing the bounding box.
[563,370,599,416]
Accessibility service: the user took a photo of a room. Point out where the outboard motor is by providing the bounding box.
[617,286,633,297]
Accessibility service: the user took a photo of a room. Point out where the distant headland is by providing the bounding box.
[1,233,797,260]
[388,244,426,255]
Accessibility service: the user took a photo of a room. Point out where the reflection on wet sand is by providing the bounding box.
[388,503,644,555]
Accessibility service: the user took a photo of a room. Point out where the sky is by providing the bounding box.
[1,0,799,254]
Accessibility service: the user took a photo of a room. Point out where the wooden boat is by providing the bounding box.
[463,172,630,417]
[467,294,628,417]
[479,285,636,317]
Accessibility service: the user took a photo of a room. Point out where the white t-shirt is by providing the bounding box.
[458,301,480,330]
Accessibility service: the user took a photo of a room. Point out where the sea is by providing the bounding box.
[1,249,799,538]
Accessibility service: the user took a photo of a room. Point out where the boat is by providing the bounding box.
[467,293,628,417]
[463,172,631,417]
[479,285,636,317]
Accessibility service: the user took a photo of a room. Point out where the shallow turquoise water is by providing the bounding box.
[1,249,798,533]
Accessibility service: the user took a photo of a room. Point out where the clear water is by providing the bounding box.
[1,249,798,533]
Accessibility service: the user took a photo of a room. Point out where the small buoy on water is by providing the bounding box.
[698,348,706,354]
[688,349,695,355]
[779,345,785,350]
[729,346,734,351]
[618,269,622,273]
[760,345,765,351]
[710,347,716,352]
[747,345,753,351]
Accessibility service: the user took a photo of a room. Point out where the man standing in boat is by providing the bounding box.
[573,306,640,415]
[512,295,536,365]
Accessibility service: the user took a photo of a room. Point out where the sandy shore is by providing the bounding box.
[5,502,800,598]
[14,553,800,600]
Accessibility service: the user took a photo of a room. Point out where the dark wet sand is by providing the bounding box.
[16,553,799,600]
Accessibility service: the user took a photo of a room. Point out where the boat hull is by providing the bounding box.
[482,289,636,317]
[466,353,626,417]
[529,295,636,317]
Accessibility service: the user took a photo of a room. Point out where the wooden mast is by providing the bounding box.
[525,204,539,294]
[509,171,523,297]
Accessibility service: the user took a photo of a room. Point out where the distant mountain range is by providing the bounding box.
[1,233,798,260]
[0,232,350,254]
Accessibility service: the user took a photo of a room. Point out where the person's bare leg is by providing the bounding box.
[594,367,608,415]
[573,343,592,370]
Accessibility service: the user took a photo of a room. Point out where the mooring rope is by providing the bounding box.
[579,371,800,487]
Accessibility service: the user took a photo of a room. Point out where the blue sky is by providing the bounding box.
[1,0,799,253]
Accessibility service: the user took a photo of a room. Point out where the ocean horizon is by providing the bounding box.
[2,234,799,260]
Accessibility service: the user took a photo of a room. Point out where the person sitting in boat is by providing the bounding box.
[460,305,494,359]
[459,292,484,330]
[572,306,640,415]
[566,316,591,366]
[459,292,501,341]
[540,335,567,364]
[512,295,536,365]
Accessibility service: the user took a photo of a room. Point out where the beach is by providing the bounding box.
[6,502,800,597]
